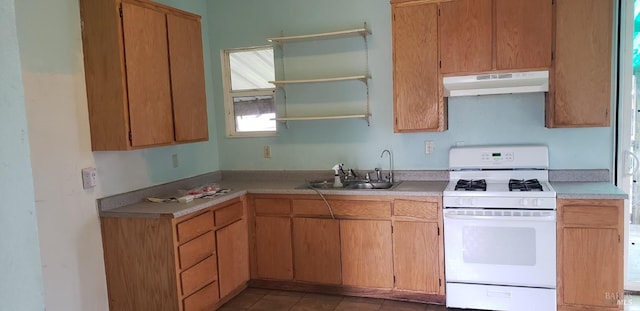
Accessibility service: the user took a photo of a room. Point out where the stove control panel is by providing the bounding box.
[480,152,514,162]
[449,145,548,170]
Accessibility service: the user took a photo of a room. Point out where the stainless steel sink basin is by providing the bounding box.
[300,180,401,190]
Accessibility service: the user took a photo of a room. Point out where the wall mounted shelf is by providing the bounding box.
[268,23,372,127]
[269,75,370,86]
[267,26,370,44]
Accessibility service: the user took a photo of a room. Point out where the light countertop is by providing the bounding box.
[99,180,449,218]
[551,181,628,200]
[98,171,627,219]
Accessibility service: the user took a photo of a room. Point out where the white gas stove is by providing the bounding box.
[443,145,557,311]
[443,145,556,209]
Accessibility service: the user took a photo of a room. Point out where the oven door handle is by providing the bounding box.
[443,213,556,222]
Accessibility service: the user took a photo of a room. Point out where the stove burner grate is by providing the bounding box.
[509,179,543,191]
[455,179,487,191]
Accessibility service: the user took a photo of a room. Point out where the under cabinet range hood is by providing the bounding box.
[443,70,549,97]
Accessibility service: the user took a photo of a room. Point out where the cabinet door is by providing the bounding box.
[216,219,249,299]
[439,0,492,74]
[549,0,613,127]
[292,218,341,285]
[495,0,552,70]
[167,13,208,142]
[561,227,621,307]
[558,199,624,309]
[121,2,174,147]
[393,221,440,293]
[340,220,393,288]
[255,216,293,280]
[392,2,444,132]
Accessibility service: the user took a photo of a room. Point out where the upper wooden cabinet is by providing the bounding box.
[80,0,208,151]
[546,0,613,128]
[439,0,552,74]
[392,2,447,132]
[439,0,493,74]
[495,0,553,70]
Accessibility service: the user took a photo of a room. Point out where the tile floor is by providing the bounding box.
[219,288,454,311]
[220,288,640,311]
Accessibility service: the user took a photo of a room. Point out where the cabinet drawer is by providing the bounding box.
[178,231,215,269]
[183,281,219,311]
[393,199,438,220]
[561,204,620,227]
[177,211,214,243]
[293,199,390,218]
[292,199,332,216]
[254,198,291,215]
[181,255,217,296]
[215,201,243,226]
[331,200,391,218]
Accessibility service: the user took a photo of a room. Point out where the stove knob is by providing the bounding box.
[469,198,476,206]
[520,198,529,206]
[457,198,464,206]
[535,199,543,207]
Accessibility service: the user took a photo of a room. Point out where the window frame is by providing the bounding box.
[221,45,277,138]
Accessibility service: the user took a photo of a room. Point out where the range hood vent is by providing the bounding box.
[443,70,549,97]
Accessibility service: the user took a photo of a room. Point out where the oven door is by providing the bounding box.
[443,208,556,288]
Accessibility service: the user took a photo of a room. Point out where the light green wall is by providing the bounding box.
[207,0,614,172]
[0,0,45,310]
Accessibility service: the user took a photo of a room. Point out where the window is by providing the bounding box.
[221,46,276,137]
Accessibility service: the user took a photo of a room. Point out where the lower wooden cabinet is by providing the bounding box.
[340,219,394,288]
[292,218,342,284]
[248,194,445,303]
[100,196,249,311]
[255,216,294,280]
[393,221,440,293]
[557,199,624,310]
[216,218,249,298]
[392,198,443,295]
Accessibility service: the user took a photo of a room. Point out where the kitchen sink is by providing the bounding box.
[300,180,401,190]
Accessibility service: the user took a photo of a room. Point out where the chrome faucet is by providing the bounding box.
[380,149,393,183]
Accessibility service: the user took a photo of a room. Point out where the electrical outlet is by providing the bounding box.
[81,167,97,189]
[172,154,179,168]
[264,145,271,158]
[425,141,434,154]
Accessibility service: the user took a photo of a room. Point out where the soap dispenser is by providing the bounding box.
[332,163,344,188]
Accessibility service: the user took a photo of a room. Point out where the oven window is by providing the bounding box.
[463,226,536,266]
